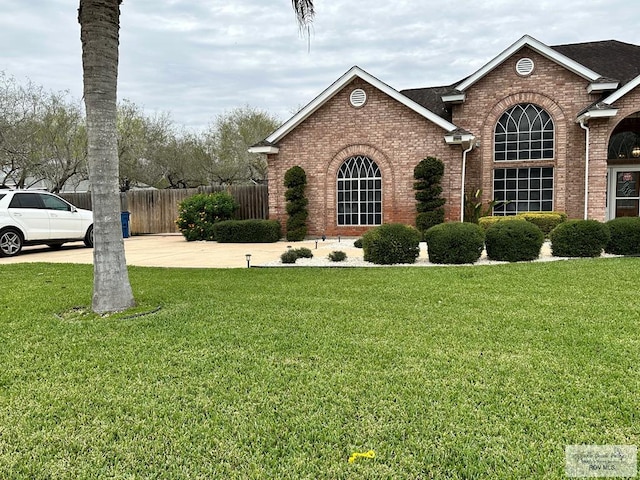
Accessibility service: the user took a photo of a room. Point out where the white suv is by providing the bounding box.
[0,189,94,257]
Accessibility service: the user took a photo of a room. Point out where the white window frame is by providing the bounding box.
[336,156,382,226]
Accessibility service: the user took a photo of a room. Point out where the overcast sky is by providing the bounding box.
[2,1,639,131]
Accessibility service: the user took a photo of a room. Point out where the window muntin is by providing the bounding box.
[494,104,554,161]
[493,167,553,215]
[337,156,382,226]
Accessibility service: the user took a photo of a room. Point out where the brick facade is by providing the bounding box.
[267,78,458,237]
[264,41,640,237]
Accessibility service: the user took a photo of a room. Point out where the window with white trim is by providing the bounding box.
[494,104,554,161]
[337,156,382,226]
[493,167,554,215]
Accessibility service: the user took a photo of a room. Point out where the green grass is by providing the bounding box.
[1,260,638,478]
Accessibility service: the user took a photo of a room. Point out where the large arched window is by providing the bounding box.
[337,155,382,226]
[494,103,554,161]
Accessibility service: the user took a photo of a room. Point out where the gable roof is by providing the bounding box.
[552,40,640,86]
[403,35,640,122]
[254,66,459,150]
[454,35,603,93]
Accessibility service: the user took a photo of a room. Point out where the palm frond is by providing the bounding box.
[292,0,314,35]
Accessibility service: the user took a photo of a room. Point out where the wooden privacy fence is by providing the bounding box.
[61,185,269,235]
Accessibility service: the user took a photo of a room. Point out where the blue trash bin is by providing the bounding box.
[121,211,130,238]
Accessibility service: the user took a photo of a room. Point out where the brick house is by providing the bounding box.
[250,35,640,237]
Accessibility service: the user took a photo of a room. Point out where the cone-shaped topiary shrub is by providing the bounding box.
[549,220,609,257]
[485,219,544,262]
[362,223,421,265]
[424,222,485,264]
[284,166,308,241]
[414,157,445,239]
[605,217,640,255]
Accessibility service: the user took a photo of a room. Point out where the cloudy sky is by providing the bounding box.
[2,1,639,131]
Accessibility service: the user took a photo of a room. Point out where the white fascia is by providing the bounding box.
[263,66,459,145]
[444,132,476,145]
[455,35,601,92]
[247,145,279,154]
[575,108,618,124]
[587,81,619,94]
[602,74,640,105]
[442,92,466,103]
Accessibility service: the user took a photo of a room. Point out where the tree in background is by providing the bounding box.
[34,94,88,193]
[414,156,446,239]
[0,72,88,191]
[204,106,279,186]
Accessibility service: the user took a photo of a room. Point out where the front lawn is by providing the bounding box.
[0,260,638,478]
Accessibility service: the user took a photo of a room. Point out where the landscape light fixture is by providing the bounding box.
[245,253,251,268]
[632,146,640,158]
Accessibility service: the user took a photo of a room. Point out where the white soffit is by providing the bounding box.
[455,35,602,92]
[264,66,459,144]
[248,145,279,154]
[587,81,619,94]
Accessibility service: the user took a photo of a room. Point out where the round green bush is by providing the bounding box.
[353,238,363,248]
[424,222,485,264]
[516,212,567,236]
[280,250,298,264]
[293,247,313,259]
[362,223,421,265]
[176,192,238,241]
[549,220,610,257]
[328,251,347,262]
[605,217,640,255]
[485,219,544,262]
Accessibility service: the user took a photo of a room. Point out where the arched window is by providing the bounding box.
[337,156,382,226]
[494,104,554,161]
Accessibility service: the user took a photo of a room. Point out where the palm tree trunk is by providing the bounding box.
[79,0,135,313]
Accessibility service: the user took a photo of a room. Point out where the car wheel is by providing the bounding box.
[0,228,23,257]
[48,243,64,250]
[84,225,94,248]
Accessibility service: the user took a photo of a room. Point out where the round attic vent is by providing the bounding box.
[350,88,367,107]
[516,58,534,76]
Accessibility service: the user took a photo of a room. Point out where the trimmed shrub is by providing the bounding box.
[550,220,610,257]
[328,251,347,262]
[424,222,485,264]
[485,220,544,262]
[212,219,281,243]
[516,212,567,236]
[284,166,308,241]
[293,247,313,259]
[478,216,512,231]
[362,223,421,265]
[478,212,567,236]
[353,238,363,248]
[414,157,446,238]
[605,217,640,255]
[176,192,238,241]
[280,250,298,264]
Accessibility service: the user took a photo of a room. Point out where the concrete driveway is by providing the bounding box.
[0,234,360,268]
